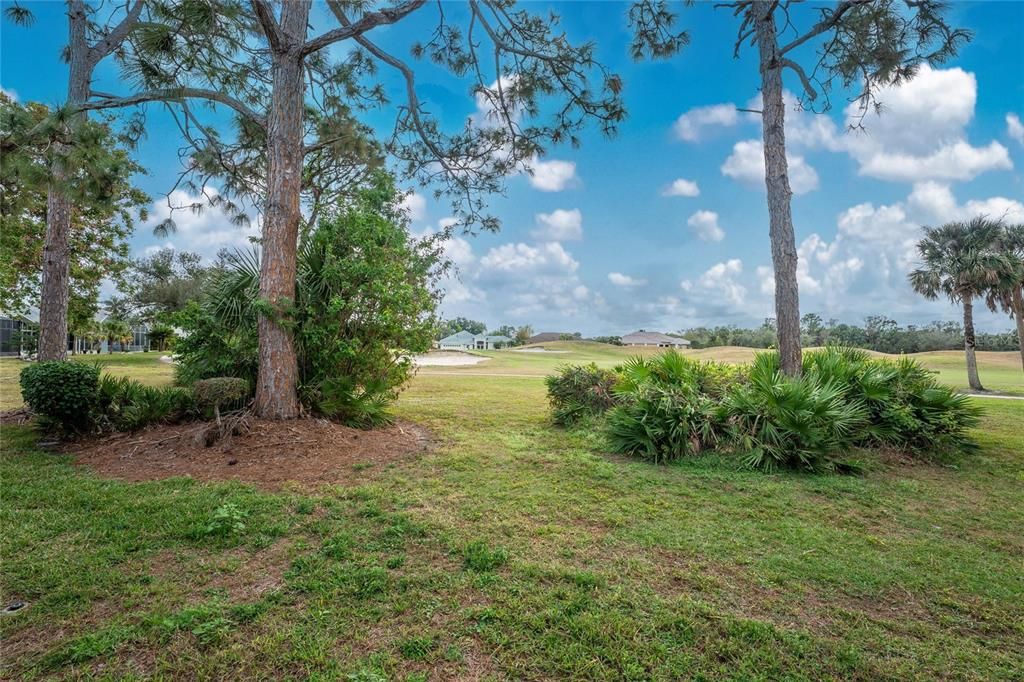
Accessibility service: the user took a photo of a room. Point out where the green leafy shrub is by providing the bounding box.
[545,363,618,425]
[19,361,100,433]
[95,374,195,432]
[174,172,446,427]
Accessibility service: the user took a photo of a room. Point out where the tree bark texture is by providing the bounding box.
[754,5,802,377]
[1012,287,1024,373]
[254,1,311,419]
[962,296,984,391]
[38,0,90,361]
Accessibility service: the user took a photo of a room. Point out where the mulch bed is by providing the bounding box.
[64,418,432,490]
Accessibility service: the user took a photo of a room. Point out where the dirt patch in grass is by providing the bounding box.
[66,418,432,490]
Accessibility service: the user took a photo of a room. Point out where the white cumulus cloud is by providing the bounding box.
[686,210,726,242]
[681,259,747,307]
[1007,113,1024,145]
[721,139,819,195]
[673,104,739,142]
[528,158,578,192]
[140,188,260,259]
[662,178,700,197]
[399,191,427,222]
[531,208,583,241]
[608,272,646,287]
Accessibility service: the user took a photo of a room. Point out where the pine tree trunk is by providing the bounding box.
[1012,286,1024,373]
[253,1,310,419]
[962,296,984,391]
[754,5,802,377]
[38,1,90,361]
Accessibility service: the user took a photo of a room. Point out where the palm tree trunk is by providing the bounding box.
[1012,286,1024,373]
[962,297,984,391]
[253,1,310,420]
[754,5,801,377]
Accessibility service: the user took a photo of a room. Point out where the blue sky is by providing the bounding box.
[2,1,1022,335]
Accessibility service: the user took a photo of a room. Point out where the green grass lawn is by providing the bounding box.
[1,348,1022,679]
[421,341,1023,395]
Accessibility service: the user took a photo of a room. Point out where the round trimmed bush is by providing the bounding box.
[193,377,250,411]
[19,361,100,432]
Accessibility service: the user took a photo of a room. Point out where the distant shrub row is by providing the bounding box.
[545,347,981,473]
[19,361,250,436]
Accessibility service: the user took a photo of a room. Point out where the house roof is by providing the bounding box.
[439,331,511,344]
[527,332,574,344]
[621,330,690,345]
[439,330,476,344]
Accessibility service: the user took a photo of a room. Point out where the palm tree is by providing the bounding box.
[102,319,132,354]
[984,223,1024,372]
[909,218,1011,391]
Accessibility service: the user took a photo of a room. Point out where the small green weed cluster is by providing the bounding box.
[548,348,981,472]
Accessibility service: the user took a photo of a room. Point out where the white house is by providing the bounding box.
[437,330,511,351]
[620,330,690,348]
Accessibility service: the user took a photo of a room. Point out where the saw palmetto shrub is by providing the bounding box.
[545,363,618,426]
[19,361,100,434]
[603,352,734,462]
[720,353,869,473]
[802,346,980,458]
[95,374,195,432]
[606,384,717,463]
[553,346,982,474]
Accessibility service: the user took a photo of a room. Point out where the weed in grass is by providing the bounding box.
[462,540,508,572]
[346,668,388,682]
[191,616,235,645]
[386,555,406,569]
[43,624,139,669]
[201,502,249,538]
[322,533,354,560]
[346,565,390,598]
[397,634,438,661]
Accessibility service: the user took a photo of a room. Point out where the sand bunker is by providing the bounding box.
[413,352,491,366]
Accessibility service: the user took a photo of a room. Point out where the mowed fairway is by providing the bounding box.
[417,341,1023,396]
[1,347,1022,679]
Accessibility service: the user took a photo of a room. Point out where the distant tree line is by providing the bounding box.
[680,314,1019,354]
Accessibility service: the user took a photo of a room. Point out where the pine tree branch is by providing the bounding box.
[250,0,285,54]
[301,0,427,56]
[87,0,144,67]
[81,89,266,128]
[324,0,450,167]
[777,0,870,57]
[780,58,817,100]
